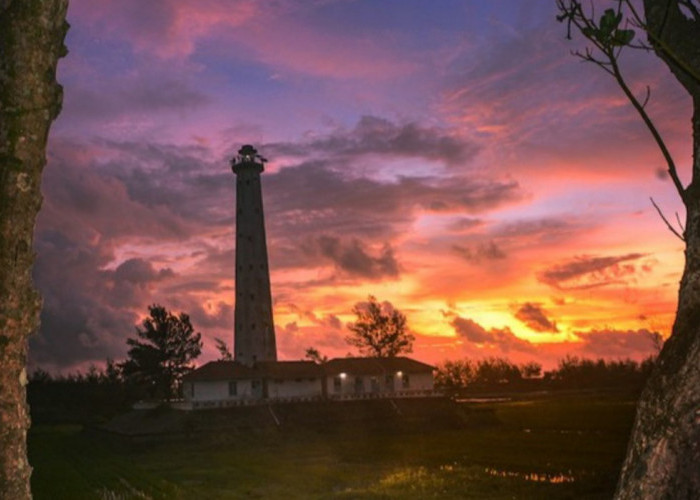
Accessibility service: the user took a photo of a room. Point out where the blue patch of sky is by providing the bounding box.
[63,23,136,80]
[299,0,473,52]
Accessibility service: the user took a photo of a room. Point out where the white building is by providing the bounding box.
[182,360,323,409]
[182,357,435,409]
[323,357,434,400]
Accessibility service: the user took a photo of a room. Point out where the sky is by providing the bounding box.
[31,0,692,373]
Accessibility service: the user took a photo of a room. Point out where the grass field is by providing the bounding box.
[28,393,636,499]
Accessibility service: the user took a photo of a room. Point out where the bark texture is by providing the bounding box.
[0,1,68,498]
[616,1,700,498]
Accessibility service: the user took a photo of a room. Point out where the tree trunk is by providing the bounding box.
[616,2,700,498]
[0,1,68,498]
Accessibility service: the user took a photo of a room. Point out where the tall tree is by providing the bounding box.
[214,337,233,361]
[121,305,202,400]
[556,1,700,497]
[0,1,68,498]
[304,347,328,364]
[345,295,415,357]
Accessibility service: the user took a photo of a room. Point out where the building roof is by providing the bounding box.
[183,361,255,382]
[322,357,435,376]
[256,361,323,379]
[183,360,322,382]
[184,357,434,382]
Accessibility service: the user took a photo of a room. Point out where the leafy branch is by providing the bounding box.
[556,0,687,240]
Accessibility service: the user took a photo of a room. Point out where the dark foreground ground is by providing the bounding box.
[28,392,637,499]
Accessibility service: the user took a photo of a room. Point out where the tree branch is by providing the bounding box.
[556,0,687,203]
[650,197,685,240]
[608,56,687,201]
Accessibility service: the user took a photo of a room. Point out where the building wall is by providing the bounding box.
[186,371,434,404]
[267,378,322,399]
[409,372,434,391]
[325,371,434,397]
[187,379,255,402]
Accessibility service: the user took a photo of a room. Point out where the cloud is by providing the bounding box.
[266,161,520,228]
[114,258,174,284]
[537,253,649,290]
[574,328,662,357]
[262,153,521,273]
[452,241,506,263]
[29,138,237,370]
[451,316,535,353]
[439,11,689,182]
[71,0,259,59]
[64,79,209,122]
[269,115,480,167]
[493,217,583,245]
[70,0,417,80]
[513,302,559,333]
[448,217,484,233]
[286,304,344,331]
[302,236,400,280]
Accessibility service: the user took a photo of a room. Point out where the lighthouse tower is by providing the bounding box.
[231,145,276,366]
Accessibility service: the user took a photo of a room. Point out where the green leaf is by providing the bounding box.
[599,8,620,36]
[612,29,635,46]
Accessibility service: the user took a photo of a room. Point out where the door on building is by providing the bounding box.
[384,374,395,393]
[251,379,263,399]
[354,376,364,395]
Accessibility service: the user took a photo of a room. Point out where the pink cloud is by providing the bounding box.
[537,253,650,290]
[574,328,662,358]
[451,317,536,353]
[70,0,416,79]
[71,0,258,58]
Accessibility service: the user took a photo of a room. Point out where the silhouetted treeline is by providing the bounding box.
[435,356,655,394]
[27,360,144,424]
[29,355,656,423]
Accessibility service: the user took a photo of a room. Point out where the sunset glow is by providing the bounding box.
[31,0,689,372]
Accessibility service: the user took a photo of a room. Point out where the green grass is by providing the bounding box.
[29,394,635,499]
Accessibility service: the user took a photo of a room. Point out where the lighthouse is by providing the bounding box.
[231,145,277,365]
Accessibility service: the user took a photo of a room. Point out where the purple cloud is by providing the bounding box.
[537,253,648,290]
[451,316,535,353]
[514,302,559,333]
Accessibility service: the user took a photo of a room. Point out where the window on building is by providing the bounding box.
[355,377,364,394]
[228,381,237,396]
[190,383,195,398]
[402,373,410,388]
[333,376,342,392]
